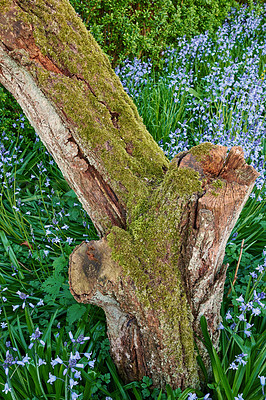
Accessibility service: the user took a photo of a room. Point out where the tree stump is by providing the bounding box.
[69,145,258,388]
[0,0,259,389]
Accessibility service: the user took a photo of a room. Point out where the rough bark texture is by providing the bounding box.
[69,144,258,388]
[0,0,259,391]
[0,0,168,236]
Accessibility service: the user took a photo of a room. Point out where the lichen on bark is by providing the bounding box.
[189,142,216,161]
[107,164,203,385]
[1,0,260,391]
[0,0,9,13]
[0,0,169,220]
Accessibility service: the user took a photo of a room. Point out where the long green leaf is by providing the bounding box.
[200,316,234,400]
[0,230,24,279]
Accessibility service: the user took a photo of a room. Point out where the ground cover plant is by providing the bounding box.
[0,3,265,400]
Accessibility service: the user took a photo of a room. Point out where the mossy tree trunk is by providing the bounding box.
[0,0,259,390]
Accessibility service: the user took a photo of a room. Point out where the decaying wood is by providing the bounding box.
[69,239,148,382]
[0,0,259,391]
[69,145,258,388]
[178,146,258,347]
[0,0,168,236]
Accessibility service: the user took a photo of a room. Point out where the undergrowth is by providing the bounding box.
[0,3,265,400]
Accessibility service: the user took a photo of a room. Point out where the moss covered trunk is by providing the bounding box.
[0,0,259,390]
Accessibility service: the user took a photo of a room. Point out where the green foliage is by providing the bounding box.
[69,0,238,67]
[0,3,265,399]
[40,256,67,301]
[67,303,87,325]
[122,68,191,143]
[0,85,36,146]
[198,257,266,400]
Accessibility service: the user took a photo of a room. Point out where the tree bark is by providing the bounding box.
[0,0,259,390]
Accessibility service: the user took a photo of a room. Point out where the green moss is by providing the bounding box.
[108,165,202,382]
[40,71,153,210]
[16,0,168,216]
[0,2,24,29]
[0,0,9,13]
[163,163,203,198]
[211,179,224,189]
[210,178,225,196]
[0,3,8,13]
[189,142,216,162]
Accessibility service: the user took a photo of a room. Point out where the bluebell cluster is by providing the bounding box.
[116,5,266,196]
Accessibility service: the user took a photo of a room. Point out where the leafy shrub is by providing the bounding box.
[69,0,240,67]
[0,3,265,399]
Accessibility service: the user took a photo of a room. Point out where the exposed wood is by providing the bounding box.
[0,0,259,391]
[178,146,258,345]
[69,145,259,387]
[0,0,168,235]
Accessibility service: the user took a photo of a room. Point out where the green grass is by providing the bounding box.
[0,3,265,400]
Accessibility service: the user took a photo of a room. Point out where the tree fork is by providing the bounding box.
[69,145,258,388]
[0,0,259,390]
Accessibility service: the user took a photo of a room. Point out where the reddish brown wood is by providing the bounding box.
[69,146,259,388]
[0,0,259,391]
[0,0,168,235]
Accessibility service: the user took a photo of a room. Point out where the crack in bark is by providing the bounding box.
[193,190,206,230]
[66,136,127,229]
[175,151,189,167]
[120,315,149,382]
[76,75,120,129]
[178,197,199,310]
[6,2,121,129]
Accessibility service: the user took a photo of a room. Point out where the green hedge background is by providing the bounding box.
[69,0,260,67]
